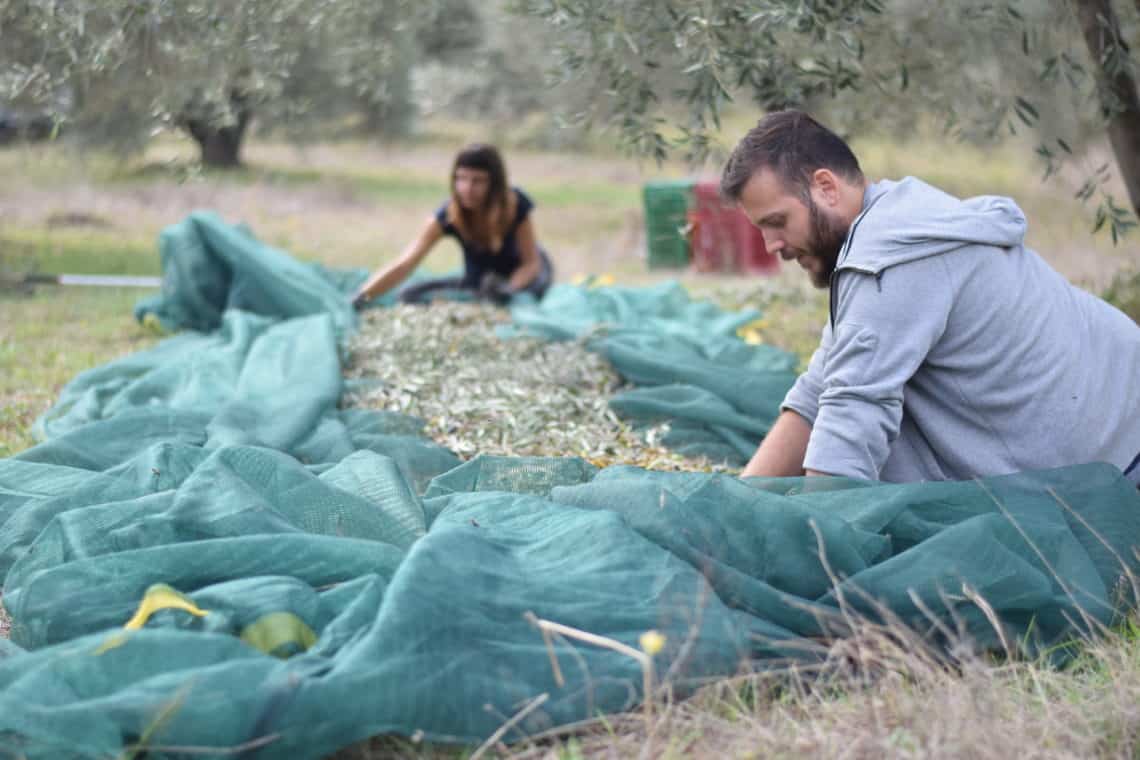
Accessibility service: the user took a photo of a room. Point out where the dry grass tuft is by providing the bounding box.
[497,619,1140,760]
[331,598,1140,759]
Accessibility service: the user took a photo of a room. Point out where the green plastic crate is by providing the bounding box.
[642,179,695,269]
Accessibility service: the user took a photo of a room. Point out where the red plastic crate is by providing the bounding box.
[689,181,779,274]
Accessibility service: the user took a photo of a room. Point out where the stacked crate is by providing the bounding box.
[689,181,779,274]
[642,179,778,273]
[642,179,695,270]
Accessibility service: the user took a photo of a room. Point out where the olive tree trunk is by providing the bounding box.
[1071,0,1140,216]
[180,90,252,168]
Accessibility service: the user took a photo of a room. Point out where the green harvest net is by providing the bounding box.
[1,211,1139,759]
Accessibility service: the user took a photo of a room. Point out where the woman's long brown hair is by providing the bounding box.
[446,143,517,253]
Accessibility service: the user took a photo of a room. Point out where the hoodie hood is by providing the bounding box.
[836,177,1028,275]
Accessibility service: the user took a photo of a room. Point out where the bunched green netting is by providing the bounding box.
[504,281,800,463]
[1,211,1138,759]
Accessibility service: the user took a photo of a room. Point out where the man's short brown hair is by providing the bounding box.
[720,110,864,202]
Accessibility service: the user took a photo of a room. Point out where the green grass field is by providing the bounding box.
[2,125,1139,759]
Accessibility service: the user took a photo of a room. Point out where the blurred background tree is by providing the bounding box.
[0,0,481,167]
[408,4,600,151]
[511,0,1140,239]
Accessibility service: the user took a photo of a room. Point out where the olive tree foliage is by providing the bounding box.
[514,0,1140,240]
[411,2,598,150]
[0,0,470,167]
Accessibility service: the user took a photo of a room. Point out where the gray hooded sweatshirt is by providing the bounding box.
[782,176,1140,483]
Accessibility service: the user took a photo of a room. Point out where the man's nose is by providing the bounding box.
[762,231,786,257]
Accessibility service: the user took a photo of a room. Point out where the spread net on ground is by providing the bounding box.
[1,211,1138,759]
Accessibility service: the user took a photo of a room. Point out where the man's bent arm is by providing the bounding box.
[741,410,813,478]
[806,259,953,480]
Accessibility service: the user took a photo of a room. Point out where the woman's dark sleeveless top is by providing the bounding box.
[434,188,535,286]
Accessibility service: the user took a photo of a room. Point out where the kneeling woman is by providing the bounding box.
[352,144,553,308]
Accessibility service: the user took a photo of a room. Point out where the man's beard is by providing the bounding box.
[804,198,851,289]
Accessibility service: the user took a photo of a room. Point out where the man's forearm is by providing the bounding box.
[740,409,812,478]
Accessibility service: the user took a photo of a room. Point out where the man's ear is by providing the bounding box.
[810,168,842,207]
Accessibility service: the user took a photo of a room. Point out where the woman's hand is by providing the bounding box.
[477,273,516,305]
[351,289,371,311]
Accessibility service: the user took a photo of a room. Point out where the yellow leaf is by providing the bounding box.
[96,584,209,655]
[124,583,208,631]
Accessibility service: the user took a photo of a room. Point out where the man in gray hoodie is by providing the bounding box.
[721,110,1140,485]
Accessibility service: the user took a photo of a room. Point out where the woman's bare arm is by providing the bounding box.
[507,216,542,291]
[352,217,444,305]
